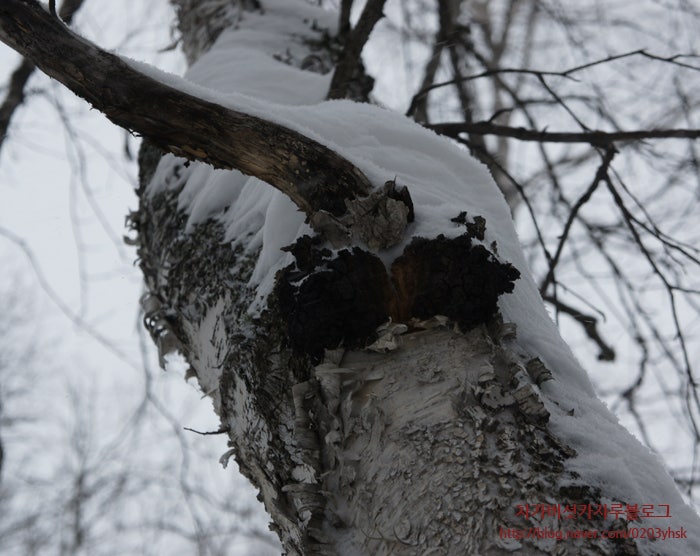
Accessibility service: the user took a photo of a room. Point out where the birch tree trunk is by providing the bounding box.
[2,1,699,554]
[131,2,700,554]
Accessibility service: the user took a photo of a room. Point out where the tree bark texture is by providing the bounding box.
[134,184,632,554]
[131,2,651,554]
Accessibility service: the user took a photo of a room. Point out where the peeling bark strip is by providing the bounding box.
[0,0,371,217]
[310,324,637,555]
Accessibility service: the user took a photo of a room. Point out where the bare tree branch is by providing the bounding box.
[328,0,387,99]
[183,427,229,436]
[429,121,700,145]
[540,147,617,293]
[542,293,616,362]
[0,0,85,154]
[0,0,372,218]
[338,0,353,37]
[0,59,34,150]
[409,12,446,123]
[408,49,700,115]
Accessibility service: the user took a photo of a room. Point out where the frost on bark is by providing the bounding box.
[131,3,649,555]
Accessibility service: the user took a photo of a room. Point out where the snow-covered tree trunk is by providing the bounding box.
[2,0,700,554]
[132,2,700,554]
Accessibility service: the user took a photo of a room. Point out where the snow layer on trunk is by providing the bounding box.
[140,0,700,552]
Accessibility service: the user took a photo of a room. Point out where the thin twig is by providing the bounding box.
[540,147,617,293]
[328,0,387,99]
[0,225,139,369]
[429,121,700,145]
[408,48,700,113]
[605,177,700,440]
[184,427,230,436]
[542,294,615,361]
[0,0,85,154]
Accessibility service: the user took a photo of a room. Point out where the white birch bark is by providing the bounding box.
[132,1,700,554]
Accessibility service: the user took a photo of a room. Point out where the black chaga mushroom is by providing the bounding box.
[275,246,391,362]
[390,234,520,329]
[275,226,519,361]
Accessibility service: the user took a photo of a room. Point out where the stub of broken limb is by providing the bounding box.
[310,180,414,250]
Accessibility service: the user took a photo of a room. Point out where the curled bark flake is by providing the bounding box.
[345,180,413,250]
[311,179,415,250]
[526,357,554,386]
[141,292,185,368]
[474,373,515,410]
[365,320,409,352]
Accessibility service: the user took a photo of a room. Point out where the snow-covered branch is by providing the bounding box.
[0,0,85,153]
[0,0,372,218]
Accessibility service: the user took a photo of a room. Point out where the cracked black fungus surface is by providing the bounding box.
[392,234,520,329]
[275,230,520,361]
[275,247,390,362]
